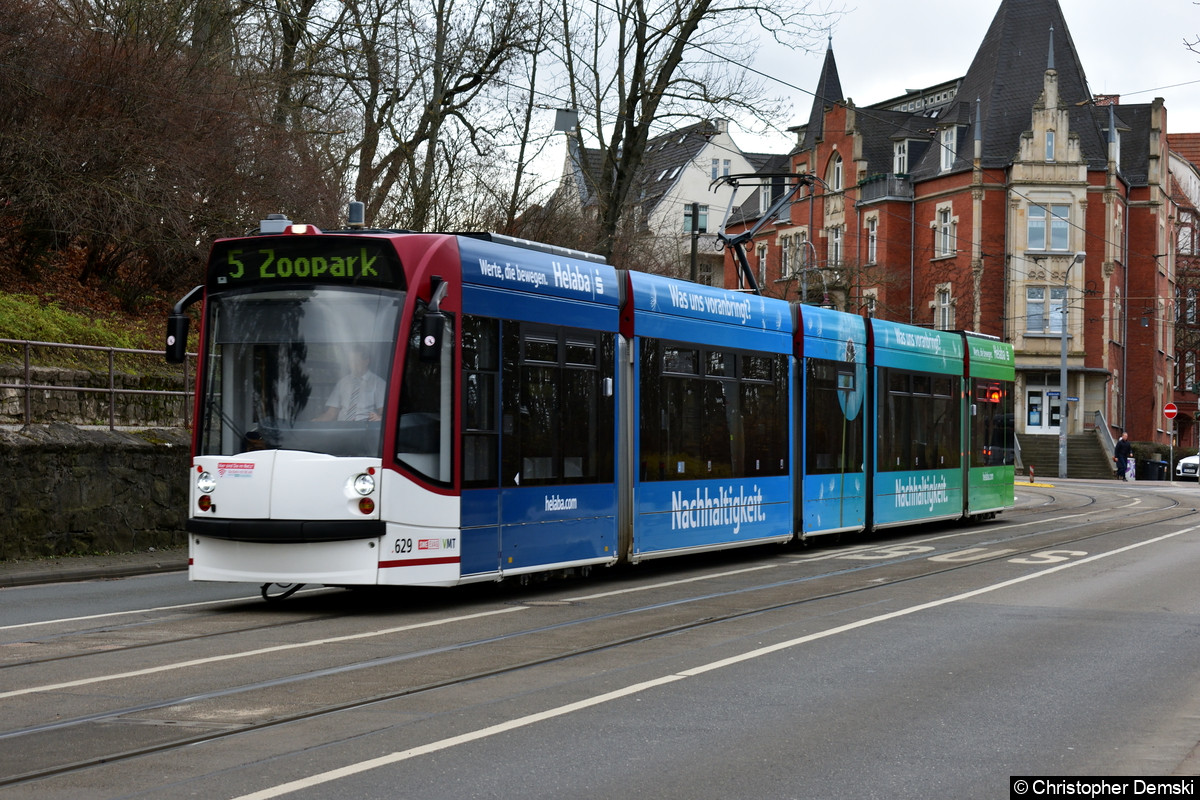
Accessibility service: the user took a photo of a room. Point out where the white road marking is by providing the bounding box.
[0,591,326,632]
[0,607,525,700]
[231,523,1200,800]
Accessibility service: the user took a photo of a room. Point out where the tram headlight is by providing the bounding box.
[196,471,216,494]
[353,473,376,496]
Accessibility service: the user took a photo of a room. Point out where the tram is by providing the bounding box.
[166,213,1014,592]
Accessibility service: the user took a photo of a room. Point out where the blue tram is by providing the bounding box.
[166,218,1014,591]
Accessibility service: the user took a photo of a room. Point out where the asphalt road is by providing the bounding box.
[2,478,1199,799]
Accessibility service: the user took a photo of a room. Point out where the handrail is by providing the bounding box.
[0,339,194,430]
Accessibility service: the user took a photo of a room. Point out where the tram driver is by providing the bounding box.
[313,344,385,422]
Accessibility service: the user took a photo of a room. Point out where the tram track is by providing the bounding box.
[0,486,1193,790]
[0,608,350,670]
[0,479,1139,676]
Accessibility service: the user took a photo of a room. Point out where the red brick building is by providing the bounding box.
[724,0,1180,452]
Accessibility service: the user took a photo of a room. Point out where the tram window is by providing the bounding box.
[501,323,614,487]
[805,358,864,475]
[878,366,961,471]
[664,346,699,375]
[523,333,558,364]
[742,355,774,382]
[640,339,787,481]
[565,337,597,366]
[397,306,453,484]
[742,354,788,474]
[971,378,1015,466]
[462,315,500,488]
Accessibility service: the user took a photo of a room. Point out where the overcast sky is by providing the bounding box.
[735,0,1200,151]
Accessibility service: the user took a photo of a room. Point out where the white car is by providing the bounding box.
[1176,454,1199,480]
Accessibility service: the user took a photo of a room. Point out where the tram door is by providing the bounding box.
[1025,389,1062,434]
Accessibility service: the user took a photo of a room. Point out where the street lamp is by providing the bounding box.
[1058,251,1086,478]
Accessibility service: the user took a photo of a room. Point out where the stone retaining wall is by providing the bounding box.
[0,424,190,559]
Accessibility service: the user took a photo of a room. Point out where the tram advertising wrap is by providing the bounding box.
[168,217,1015,596]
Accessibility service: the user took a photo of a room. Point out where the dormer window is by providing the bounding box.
[894,141,908,175]
[940,127,957,171]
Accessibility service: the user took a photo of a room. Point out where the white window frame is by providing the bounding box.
[829,155,843,191]
[866,216,878,264]
[1026,285,1068,334]
[936,207,956,257]
[1028,204,1070,251]
[683,204,708,233]
[940,127,956,171]
[935,284,954,330]
[893,140,908,175]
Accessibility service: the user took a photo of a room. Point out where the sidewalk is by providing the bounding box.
[0,547,188,588]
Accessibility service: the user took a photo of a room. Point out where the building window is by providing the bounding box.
[711,159,719,181]
[829,226,842,267]
[683,204,708,233]
[756,243,768,287]
[1027,286,1067,334]
[1113,288,1123,345]
[780,235,792,278]
[935,285,954,330]
[940,127,957,171]
[936,207,956,257]
[830,155,843,191]
[1179,213,1196,255]
[723,159,731,177]
[866,217,878,264]
[1028,204,1070,251]
[863,289,877,317]
[894,141,908,174]
[1045,130,1056,162]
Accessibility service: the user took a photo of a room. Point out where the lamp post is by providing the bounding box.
[1058,251,1086,478]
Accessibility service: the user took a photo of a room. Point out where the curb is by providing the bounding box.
[0,554,188,589]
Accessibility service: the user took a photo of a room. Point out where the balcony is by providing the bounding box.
[856,174,914,204]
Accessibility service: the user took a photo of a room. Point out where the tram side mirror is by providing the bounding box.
[419,312,446,363]
[165,313,190,364]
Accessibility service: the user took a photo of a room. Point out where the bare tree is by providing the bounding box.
[554,0,834,261]
[0,0,343,300]
[318,0,538,230]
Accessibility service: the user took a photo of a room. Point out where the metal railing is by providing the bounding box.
[0,339,194,430]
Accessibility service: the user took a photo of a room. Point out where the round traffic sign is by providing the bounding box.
[1165,402,1179,419]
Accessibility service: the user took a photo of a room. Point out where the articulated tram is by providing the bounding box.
[167,216,1014,594]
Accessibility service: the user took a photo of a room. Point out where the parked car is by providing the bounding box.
[1176,454,1199,480]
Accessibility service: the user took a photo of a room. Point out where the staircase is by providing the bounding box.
[1017,432,1115,480]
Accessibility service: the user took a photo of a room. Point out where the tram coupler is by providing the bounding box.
[261,582,304,602]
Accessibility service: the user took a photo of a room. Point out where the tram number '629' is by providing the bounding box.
[392,537,458,555]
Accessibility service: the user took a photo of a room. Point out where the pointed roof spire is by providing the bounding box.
[801,35,844,150]
[918,0,1104,172]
